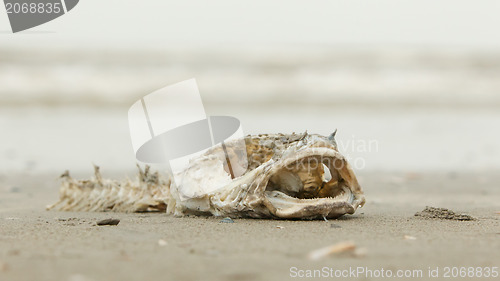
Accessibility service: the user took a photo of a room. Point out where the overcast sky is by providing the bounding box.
[1,0,500,50]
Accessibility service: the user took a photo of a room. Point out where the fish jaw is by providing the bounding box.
[257,146,364,219]
[202,145,365,219]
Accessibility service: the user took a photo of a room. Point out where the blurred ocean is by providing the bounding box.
[1,47,499,174]
[1,47,500,107]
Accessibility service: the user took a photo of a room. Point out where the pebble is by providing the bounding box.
[220,217,234,223]
[9,186,21,193]
[96,218,120,226]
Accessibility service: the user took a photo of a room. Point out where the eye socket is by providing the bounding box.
[322,163,332,182]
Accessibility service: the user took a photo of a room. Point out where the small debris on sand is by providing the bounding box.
[0,261,8,272]
[158,239,168,246]
[204,249,220,256]
[276,226,284,229]
[96,218,120,226]
[353,248,368,258]
[119,250,132,261]
[330,224,342,229]
[9,186,21,193]
[7,249,20,256]
[307,241,356,260]
[58,218,79,222]
[220,217,234,223]
[415,206,475,221]
[404,235,417,240]
[68,274,94,281]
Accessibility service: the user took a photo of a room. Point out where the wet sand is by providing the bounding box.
[0,171,498,281]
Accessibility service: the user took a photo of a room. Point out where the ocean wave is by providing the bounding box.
[1,47,500,107]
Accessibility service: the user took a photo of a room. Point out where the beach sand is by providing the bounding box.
[0,171,498,281]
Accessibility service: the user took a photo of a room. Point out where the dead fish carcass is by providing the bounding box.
[48,132,365,220]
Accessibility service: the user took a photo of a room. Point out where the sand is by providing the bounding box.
[0,171,498,281]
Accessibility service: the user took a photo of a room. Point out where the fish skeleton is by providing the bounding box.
[47,132,365,219]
